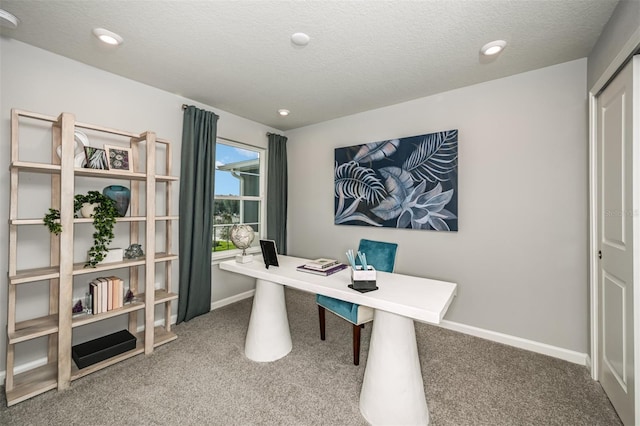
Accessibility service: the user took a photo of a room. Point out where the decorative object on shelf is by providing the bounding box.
[230,224,255,263]
[72,299,84,314]
[72,330,136,369]
[102,185,131,216]
[124,289,135,304]
[84,146,109,170]
[56,130,89,168]
[85,292,93,315]
[80,202,98,218]
[104,145,133,172]
[97,248,123,264]
[124,243,144,259]
[43,191,118,268]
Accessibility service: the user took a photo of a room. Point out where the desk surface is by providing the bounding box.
[219,255,457,324]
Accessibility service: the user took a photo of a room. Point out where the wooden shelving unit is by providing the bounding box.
[5,109,179,406]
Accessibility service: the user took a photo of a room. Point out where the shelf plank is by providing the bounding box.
[11,216,148,225]
[9,253,178,284]
[155,253,178,263]
[73,167,147,181]
[70,337,144,381]
[72,257,147,275]
[9,314,59,344]
[156,174,179,182]
[10,266,60,285]
[74,120,141,138]
[154,290,178,304]
[154,327,177,348]
[137,289,177,304]
[5,362,58,407]
[71,301,145,327]
[10,161,61,174]
[155,215,179,221]
[10,218,46,225]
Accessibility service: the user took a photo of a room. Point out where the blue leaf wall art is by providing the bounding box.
[334,130,458,231]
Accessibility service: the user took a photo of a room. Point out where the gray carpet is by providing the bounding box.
[0,288,621,425]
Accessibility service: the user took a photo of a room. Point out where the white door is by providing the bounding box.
[597,56,639,426]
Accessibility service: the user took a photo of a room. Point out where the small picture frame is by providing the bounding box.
[259,239,279,269]
[84,146,109,170]
[104,145,133,172]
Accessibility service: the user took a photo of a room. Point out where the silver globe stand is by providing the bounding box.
[235,253,253,263]
[230,224,255,263]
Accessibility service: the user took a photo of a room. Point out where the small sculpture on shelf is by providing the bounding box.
[124,289,135,304]
[124,244,144,259]
[72,299,84,314]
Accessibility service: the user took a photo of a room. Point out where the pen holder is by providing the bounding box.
[351,266,376,290]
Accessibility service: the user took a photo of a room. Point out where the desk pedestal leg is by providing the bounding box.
[245,278,292,362]
[360,310,429,425]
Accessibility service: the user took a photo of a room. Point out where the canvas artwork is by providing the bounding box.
[84,146,109,170]
[334,129,458,231]
[104,145,133,172]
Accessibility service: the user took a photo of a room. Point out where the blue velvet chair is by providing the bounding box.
[316,239,398,365]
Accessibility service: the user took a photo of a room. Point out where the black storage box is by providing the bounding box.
[72,329,136,369]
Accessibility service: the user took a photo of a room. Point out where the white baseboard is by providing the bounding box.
[0,293,587,383]
[210,289,255,311]
[439,319,589,366]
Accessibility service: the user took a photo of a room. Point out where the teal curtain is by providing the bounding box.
[267,133,288,254]
[177,106,218,323]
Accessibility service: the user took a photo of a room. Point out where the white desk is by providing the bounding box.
[219,255,457,425]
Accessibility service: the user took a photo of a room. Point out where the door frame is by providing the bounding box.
[589,25,640,414]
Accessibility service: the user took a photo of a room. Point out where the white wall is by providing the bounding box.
[285,59,589,354]
[0,39,275,372]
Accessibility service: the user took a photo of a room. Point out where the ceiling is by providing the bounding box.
[0,0,619,131]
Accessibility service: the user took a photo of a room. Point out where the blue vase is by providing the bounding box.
[103,185,130,217]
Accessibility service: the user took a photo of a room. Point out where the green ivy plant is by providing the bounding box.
[43,191,119,268]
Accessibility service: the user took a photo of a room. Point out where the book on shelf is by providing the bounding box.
[88,276,125,314]
[296,263,348,276]
[90,281,99,314]
[303,258,340,271]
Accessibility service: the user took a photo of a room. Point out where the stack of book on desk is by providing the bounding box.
[296,258,348,276]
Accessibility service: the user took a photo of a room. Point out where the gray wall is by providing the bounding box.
[0,39,276,373]
[285,59,589,353]
[587,0,640,91]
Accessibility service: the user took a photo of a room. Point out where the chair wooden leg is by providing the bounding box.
[353,324,364,365]
[318,305,326,340]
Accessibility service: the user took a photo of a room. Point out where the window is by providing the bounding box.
[213,139,265,258]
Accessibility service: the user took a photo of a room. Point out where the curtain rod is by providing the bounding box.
[184,104,276,137]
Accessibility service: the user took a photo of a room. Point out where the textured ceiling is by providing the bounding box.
[0,0,619,131]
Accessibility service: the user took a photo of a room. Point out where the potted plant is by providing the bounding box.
[43,191,119,268]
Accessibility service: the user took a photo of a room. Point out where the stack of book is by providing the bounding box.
[296,258,348,276]
[89,276,125,315]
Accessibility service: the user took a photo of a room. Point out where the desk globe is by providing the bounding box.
[230,224,255,263]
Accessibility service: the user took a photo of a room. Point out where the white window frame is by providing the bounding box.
[212,137,266,262]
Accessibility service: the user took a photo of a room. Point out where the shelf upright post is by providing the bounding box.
[6,109,21,392]
[144,132,157,354]
[49,112,62,364]
[164,140,173,332]
[56,112,76,390]
[129,135,142,335]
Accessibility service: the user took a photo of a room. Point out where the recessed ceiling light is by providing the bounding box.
[92,28,123,46]
[0,9,19,28]
[480,40,507,56]
[291,32,310,47]
[278,109,290,116]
